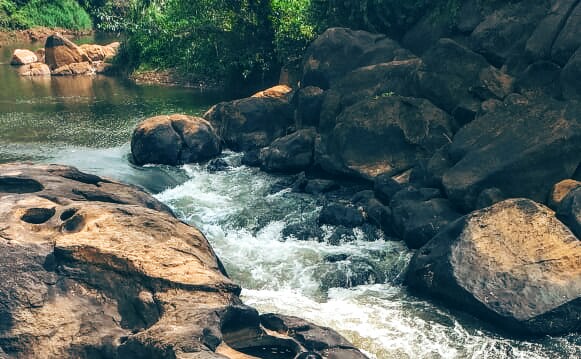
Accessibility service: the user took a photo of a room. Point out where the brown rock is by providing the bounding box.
[80,43,119,62]
[131,114,221,166]
[18,63,51,77]
[251,84,292,99]
[10,49,38,65]
[406,198,581,335]
[0,163,366,358]
[52,62,95,76]
[44,33,90,69]
[35,48,45,63]
[549,179,581,209]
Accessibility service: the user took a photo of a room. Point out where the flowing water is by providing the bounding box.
[1,36,580,359]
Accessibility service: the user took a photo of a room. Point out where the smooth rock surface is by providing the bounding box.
[259,128,316,173]
[131,114,221,166]
[10,49,37,65]
[406,198,581,335]
[44,33,90,70]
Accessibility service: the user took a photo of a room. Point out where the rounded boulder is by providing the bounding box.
[131,114,221,166]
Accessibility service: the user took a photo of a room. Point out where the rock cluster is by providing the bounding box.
[10,33,119,77]
[0,163,366,358]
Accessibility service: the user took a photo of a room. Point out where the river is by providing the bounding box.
[0,36,579,359]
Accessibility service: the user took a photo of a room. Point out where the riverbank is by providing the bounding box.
[0,26,92,45]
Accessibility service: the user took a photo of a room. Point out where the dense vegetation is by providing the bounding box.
[0,0,92,30]
[1,0,485,88]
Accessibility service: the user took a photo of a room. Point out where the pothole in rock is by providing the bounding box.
[21,207,56,224]
[0,177,44,194]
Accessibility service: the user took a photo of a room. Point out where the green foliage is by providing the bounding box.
[271,0,316,67]
[15,0,93,30]
[0,0,26,29]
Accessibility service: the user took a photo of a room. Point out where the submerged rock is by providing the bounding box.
[407,198,581,335]
[131,114,221,166]
[18,62,50,76]
[0,163,366,358]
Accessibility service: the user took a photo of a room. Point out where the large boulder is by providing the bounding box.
[295,86,325,128]
[406,198,581,335]
[10,49,37,65]
[418,38,514,123]
[79,43,118,62]
[301,27,414,89]
[44,33,90,70]
[259,128,316,173]
[131,114,221,166]
[316,96,455,180]
[551,1,581,65]
[0,163,366,358]
[442,98,581,211]
[525,0,579,60]
[204,86,294,151]
[549,179,581,209]
[469,0,548,68]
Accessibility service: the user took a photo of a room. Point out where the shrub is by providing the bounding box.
[16,0,93,30]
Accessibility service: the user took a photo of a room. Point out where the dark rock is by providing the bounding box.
[561,47,581,100]
[296,86,325,128]
[390,194,461,249]
[241,149,261,167]
[260,129,316,173]
[131,114,221,166]
[301,27,414,89]
[456,0,483,33]
[442,98,581,211]
[320,257,386,289]
[551,1,581,65]
[406,198,581,335]
[362,198,394,236]
[515,60,562,98]
[319,203,365,228]
[207,158,230,173]
[418,38,514,122]
[304,179,339,195]
[556,187,581,238]
[204,86,294,151]
[402,15,452,55]
[475,188,505,209]
[425,144,454,189]
[373,174,404,204]
[470,1,548,68]
[316,96,454,180]
[526,0,579,60]
[328,226,356,245]
[319,59,422,132]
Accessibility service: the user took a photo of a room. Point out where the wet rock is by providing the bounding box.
[18,62,50,76]
[295,86,325,128]
[561,47,581,100]
[549,179,581,209]
[373,174,404,204]
[44,33,90,70]
[260,128,316,173]
[556,187,581,238]
[551,1,581,65]
[241,149,261,167]
[51,61,95,76]
[10,49,37,65]
[303,179,339,195]
[206,158,230,173]
[320,256,386,289]
[282,222,324,241]
[406,198,581,335]
[390,191,461,249]
[418,38,513,123]
[442,98,581,211]
[475,188,505,209]
[319,203,365,228]
[301,27,414,89]
[204,86,294,151]
[316,96,454,180]
[131,114,221,166]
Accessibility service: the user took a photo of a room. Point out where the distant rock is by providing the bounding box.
[407,198,581,335]
[18,62,50,76]
[10,49,37,65]
[44,33,90,69]
[131,114,221,166]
